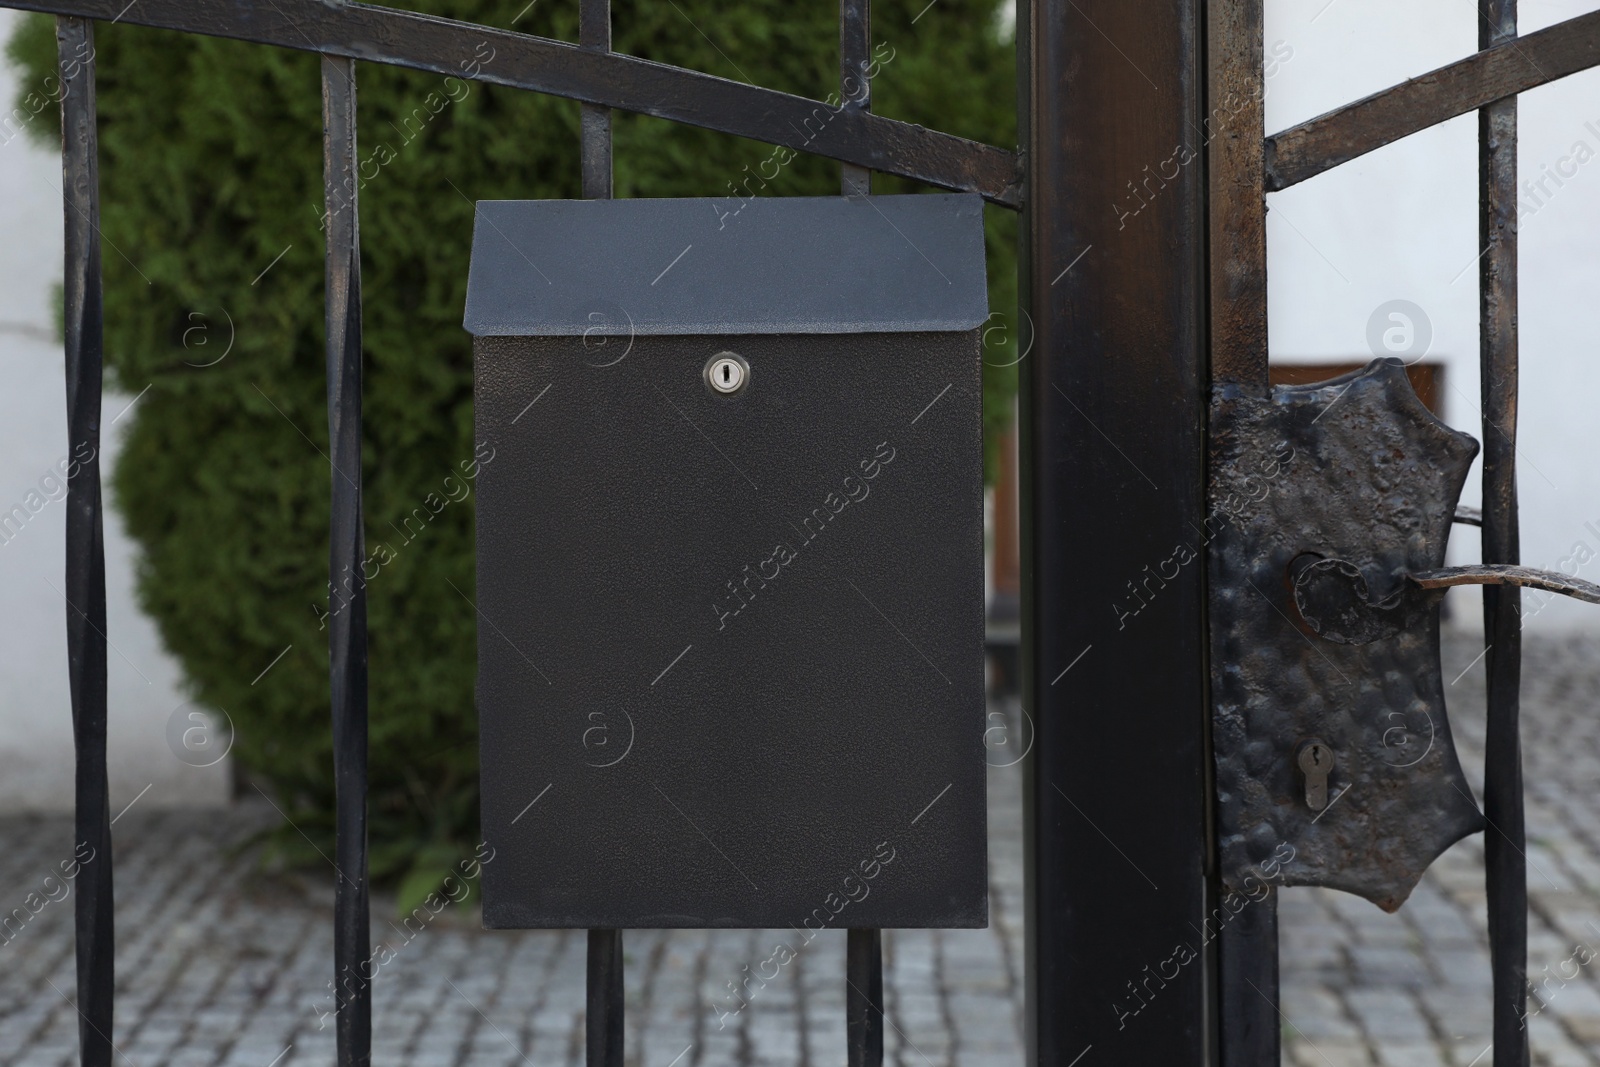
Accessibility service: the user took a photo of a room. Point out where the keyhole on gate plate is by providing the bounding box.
[1297,739,1334,813]
[704,352,750,395]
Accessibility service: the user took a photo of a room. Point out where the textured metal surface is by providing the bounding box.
[1207,0,1268,394]
[1219,889,1279,1067]
[578,0,611,201]
[1290,558,1432,645]
[1206,2,1279,1059]
[1414,565,1600,601]
[586,929,623,1067]
[2,0,1022,207]
[838,0,871,198]
[1210,359,1486,912]
[1265,8,1600,191]
[57,17,113,1067]
[321,55,371,1067]
[1018,0,1211,1059]
[1292,562,1600,646]
[839,8,881,1026]
[846,929,883,1067]
[575,0,621,1053]
[1478,2,1527,1059]
[463,196,987,337]
[474,326,986,928]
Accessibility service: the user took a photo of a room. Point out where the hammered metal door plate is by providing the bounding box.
[1209,359,1485,912]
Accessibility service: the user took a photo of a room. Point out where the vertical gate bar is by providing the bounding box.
[57,17,114,1067]
[1217,889,1278,1066]
[839,0,871,196]
[321,53,372,1067]
[1207,2,1277,1062]
[1019,0,1210,1064]
[1206,0,1268,396]
[586,929,624,1067]
[1478,2,1526,1065]
[578,0,612,199]
[842,0,879,1044]
[846,929,884,1067]
[579,0,622,1055]
[844,0,883,1043]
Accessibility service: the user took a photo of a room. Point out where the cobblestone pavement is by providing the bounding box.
[0,631,1595,1067]
[0,753,1025,1067]
[1280,630,1600,1067]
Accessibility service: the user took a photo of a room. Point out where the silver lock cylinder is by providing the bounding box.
[705,352,750,395]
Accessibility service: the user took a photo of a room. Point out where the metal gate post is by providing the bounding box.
[1018,0,1212,1063]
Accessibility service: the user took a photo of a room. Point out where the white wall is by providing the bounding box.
[0,9,227,811]
[1265,0,1600,631]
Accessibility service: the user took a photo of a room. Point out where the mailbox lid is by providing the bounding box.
[462,193,988,337]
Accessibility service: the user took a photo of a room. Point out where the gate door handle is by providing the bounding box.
[1292,556,1600,645]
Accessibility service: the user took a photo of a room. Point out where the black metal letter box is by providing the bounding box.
[464,195,989,929]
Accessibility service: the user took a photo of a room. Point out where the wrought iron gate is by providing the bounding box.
[34,1,1015,1066]
[20,0,1600,1062]
[1203,5,1600,1066]
[1024,2,1600,1067]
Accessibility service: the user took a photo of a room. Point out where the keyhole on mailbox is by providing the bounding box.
[704,352,749,395]
[1297,739,1334,813]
